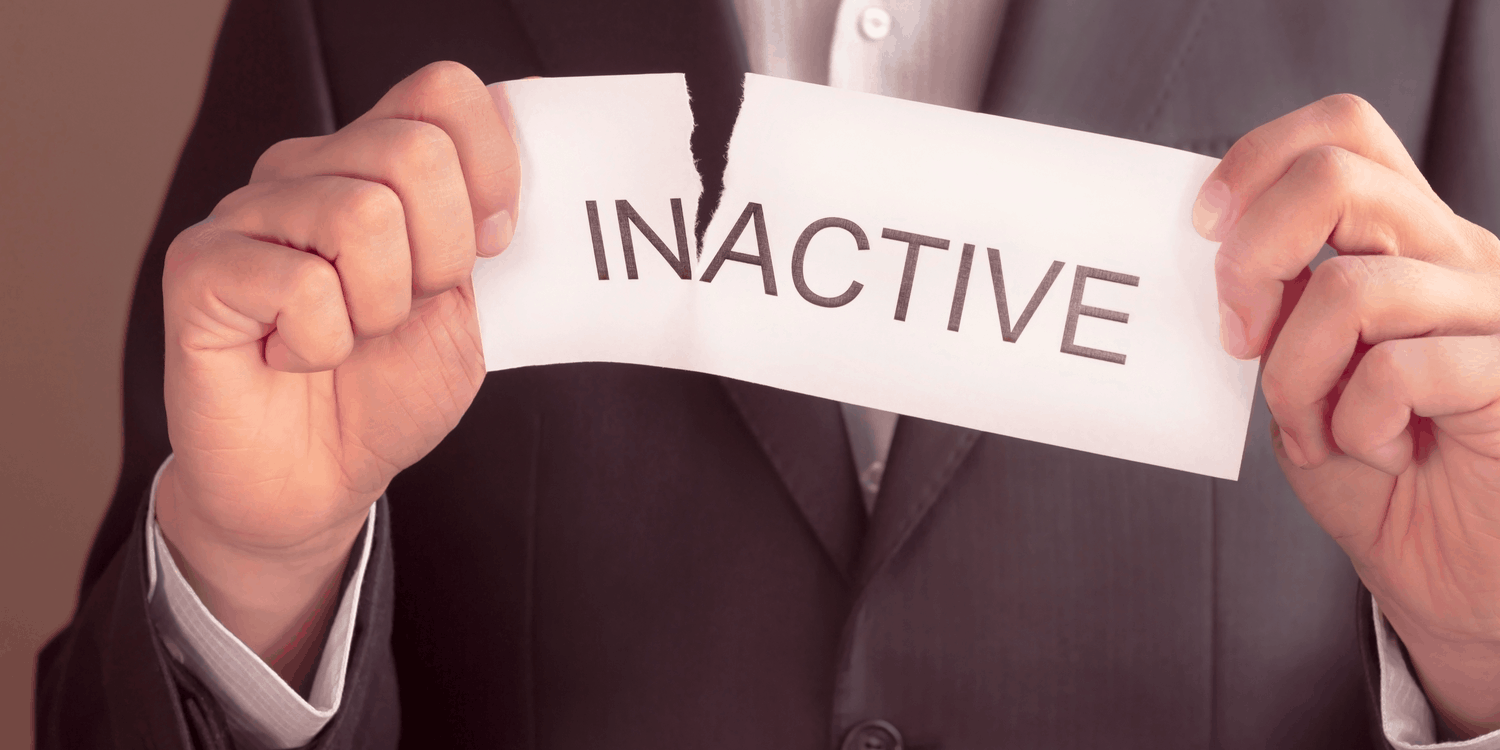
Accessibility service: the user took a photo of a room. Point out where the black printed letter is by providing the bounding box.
[988,248,1064,342]
[792,218,869,308]
[700,202,777,296]
[947,244,976,331]
[882,228,950,321]
[1060,265,1140,365]
[615,199,692,280]
[586,200,609,280]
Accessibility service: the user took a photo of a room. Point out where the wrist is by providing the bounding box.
[156,458,370,565]
[1381,602,1500,738]
[155,461,369,678]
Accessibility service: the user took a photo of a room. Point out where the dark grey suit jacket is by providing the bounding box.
[35,1,1500,748]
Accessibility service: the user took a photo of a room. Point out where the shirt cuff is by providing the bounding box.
[1374,595,1500,748]
[144,455,376,749]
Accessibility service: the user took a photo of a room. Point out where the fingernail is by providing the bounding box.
[1192,180,1232,240]
[477,209,515,257]
[1280,428,1309,468]
[1218,301,1248,358]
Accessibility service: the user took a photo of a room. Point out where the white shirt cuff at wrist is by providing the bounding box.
[1374,595,1500,749]
[144,455,376,750]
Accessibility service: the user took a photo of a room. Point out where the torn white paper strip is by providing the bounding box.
[476,73,1258,480]
[473,74,704,373]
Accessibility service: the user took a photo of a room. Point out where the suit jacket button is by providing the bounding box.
[841,719,904,750]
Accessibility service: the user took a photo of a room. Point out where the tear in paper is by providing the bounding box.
[475,73,1258,480]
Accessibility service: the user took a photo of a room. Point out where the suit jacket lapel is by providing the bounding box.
[721,379,867,581]
[979,0,1210,144]
[855,418,981,588]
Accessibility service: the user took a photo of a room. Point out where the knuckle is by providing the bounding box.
[1218,128,1273,183]
[1308,255,1374,317]
[1292,144,1353,186]
[324,333,356,365]
[389,119,459,177]
[296,337,352,371]
[1260,367,1296,416]
[163,230,205,291]
[1317,93,1398,149]
[350,275,413,338]
[360,292,413,337]
[289,256,345,313]
[1351,343,1412,419]
[1328,415,1363,456]
[477,152,521,199]
[1213,246,1247,286]
[286,261,353,365]
[1330,413,1377,458]
[206,182,271,231]
[327,180,405,244]
[1318,93,1377,127]
[209,185,248,217]
[406,60,484,110]
[251,136,315,182]
[1359,342,1405,392]
[414,60,480,91]
[414,251,473,294]
[164,220,227,298]
[357,305,409,338]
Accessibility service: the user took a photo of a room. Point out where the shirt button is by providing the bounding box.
[857,6,893,41]
[859,459,885,498]
[841,719,904,750]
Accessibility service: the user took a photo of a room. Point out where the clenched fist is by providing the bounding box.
[155,61,517,684]
[1195,94,1500,737]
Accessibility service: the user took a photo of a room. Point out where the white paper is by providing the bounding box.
[477,73,1258,480]
[474,74,704,372]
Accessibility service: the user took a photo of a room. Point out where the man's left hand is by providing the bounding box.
[1193,93,1500,738]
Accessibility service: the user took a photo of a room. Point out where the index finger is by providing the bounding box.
[1191,93,1435,242]
[361,61,521,256]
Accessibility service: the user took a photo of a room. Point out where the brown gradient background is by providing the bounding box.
[0,1,230,745]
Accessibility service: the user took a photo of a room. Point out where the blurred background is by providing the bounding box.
[0,0,230,745]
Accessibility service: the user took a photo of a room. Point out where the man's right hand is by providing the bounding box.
[155,61,518,685]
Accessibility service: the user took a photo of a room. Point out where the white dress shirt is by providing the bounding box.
[145,1,1490,746]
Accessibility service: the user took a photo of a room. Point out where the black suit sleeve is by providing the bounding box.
[35,1,399,747]
[1357,5,1500,746]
